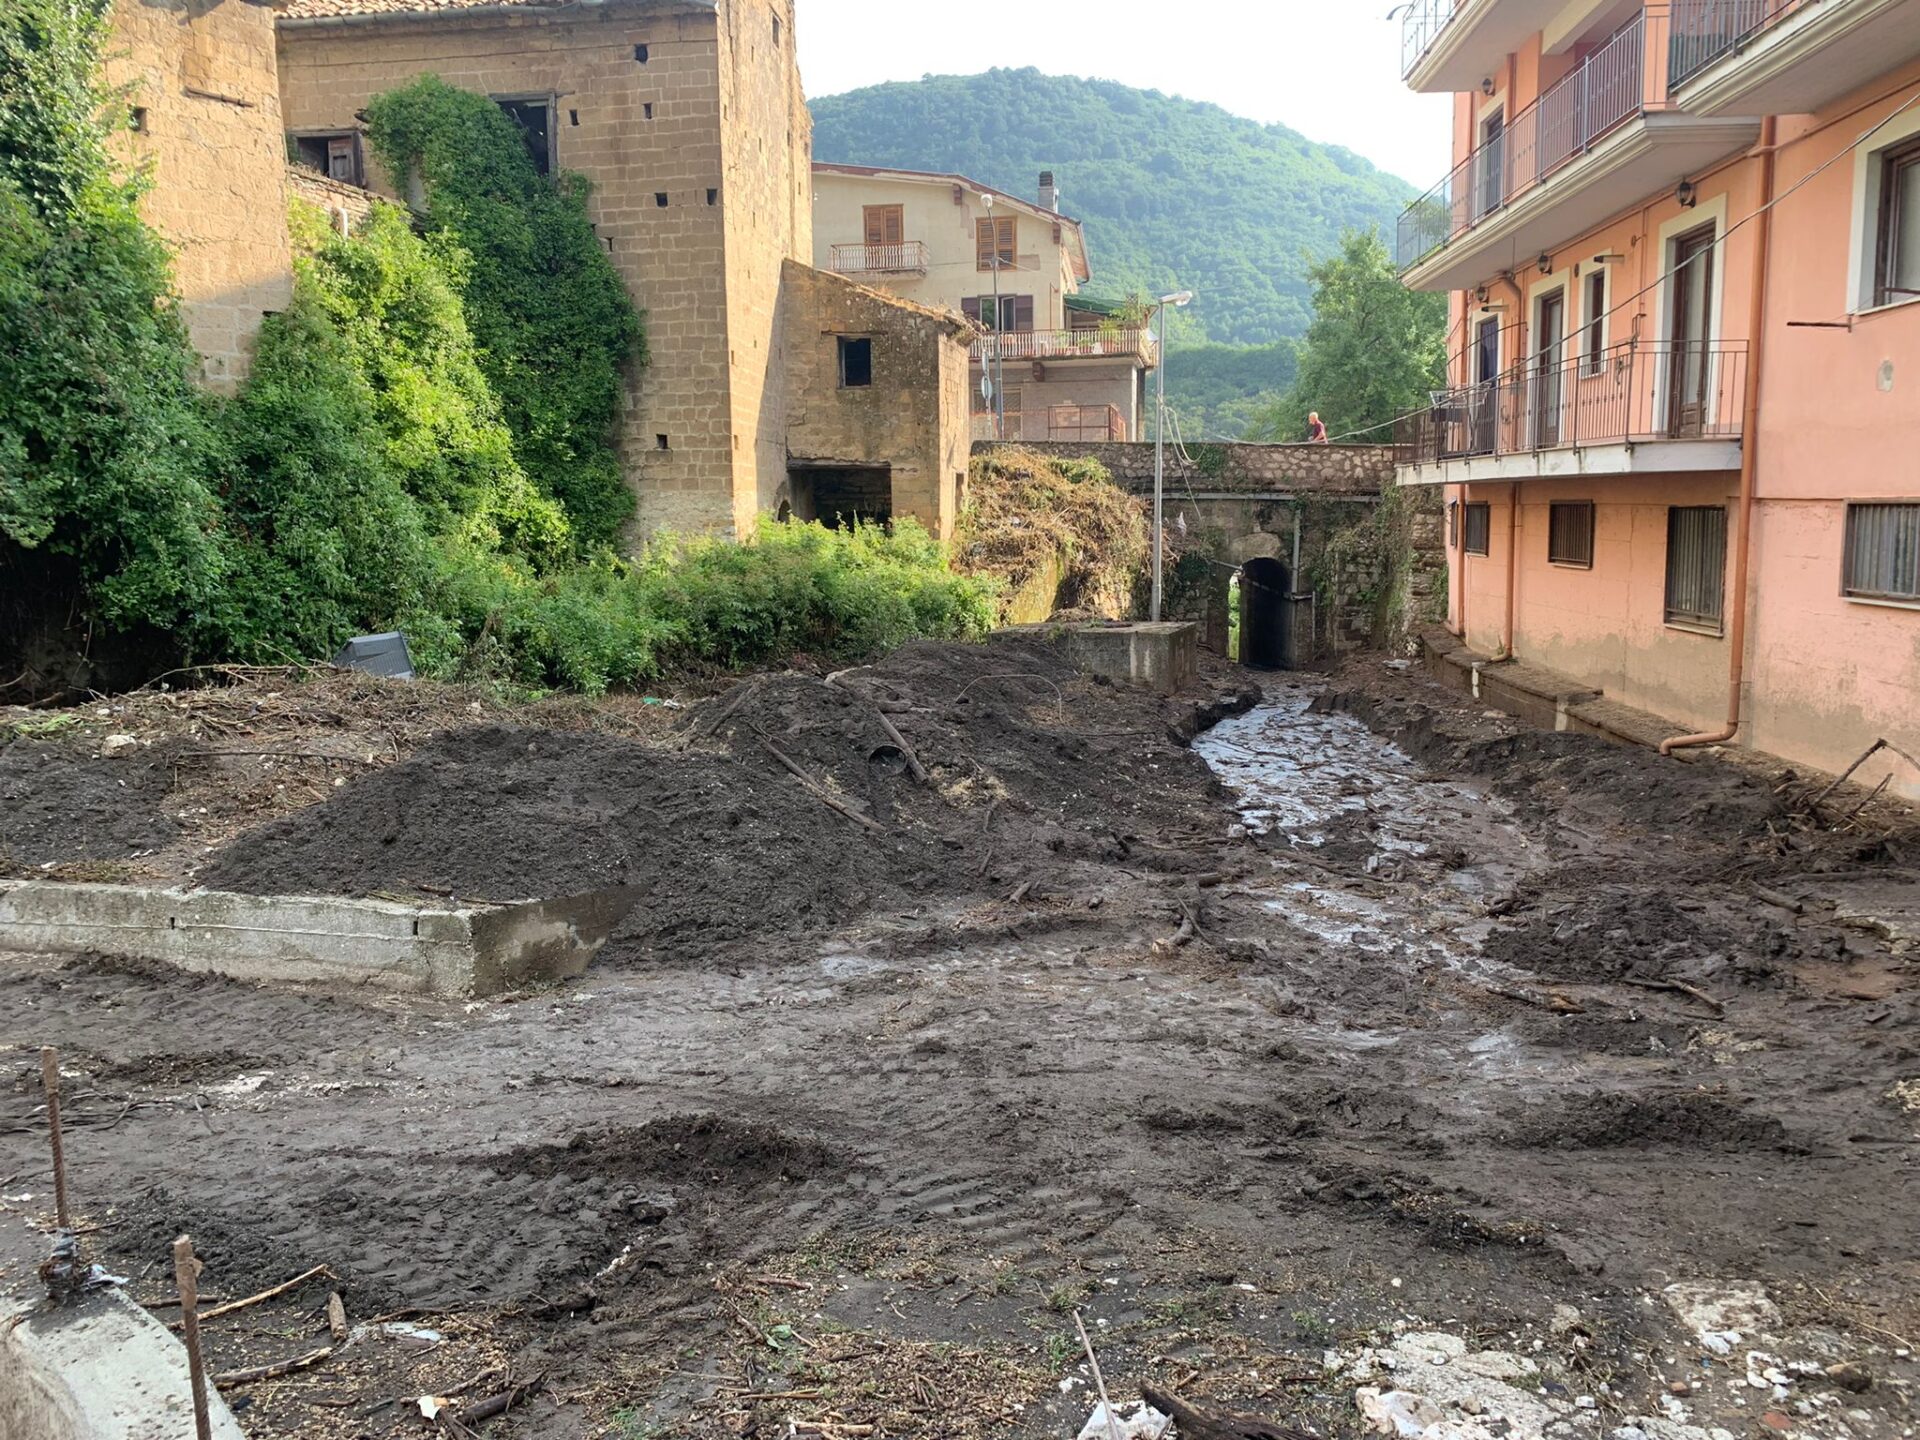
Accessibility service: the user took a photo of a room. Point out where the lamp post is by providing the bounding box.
[1151,290,1195,622]
[982,193,1005,440]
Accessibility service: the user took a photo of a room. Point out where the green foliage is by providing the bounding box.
[954,449,1146,621]
[810,69,1414,348]
[1163,341,1298,441]
[429,519,997,696]
[1250,228,1446,445]
[0,0,230,644]
[365,76,644,547]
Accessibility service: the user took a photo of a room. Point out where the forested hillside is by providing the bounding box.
[809,68,1414,349]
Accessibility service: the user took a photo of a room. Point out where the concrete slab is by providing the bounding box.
[1060,622,1199,695]
[0,883,637,997]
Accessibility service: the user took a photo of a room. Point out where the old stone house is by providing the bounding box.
[274,0,973,540]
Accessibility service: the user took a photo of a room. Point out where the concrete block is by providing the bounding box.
[1062,622,1199,695]
[0,883,637,997]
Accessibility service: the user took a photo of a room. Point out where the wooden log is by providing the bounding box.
[1140,1385,1318,1440]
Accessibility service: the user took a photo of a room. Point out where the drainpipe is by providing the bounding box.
[1662,116,1777,757]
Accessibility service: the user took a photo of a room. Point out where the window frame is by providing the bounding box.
[1548,501,1595,569]
[1841,500,1920,604]
[1874,137,1920,309]
[976,215,1016,272]
[492,95,556,176]
[1582,269,1608,376]
[1463,502,1492,557]
[863,204,904,249]
[1663,504,1729,635]
[1447,499,1460,550]
[837,336,874,390]
[290,129,364,187]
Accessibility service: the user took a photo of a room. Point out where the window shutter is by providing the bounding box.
[961,297,982,326]
[976,220,994,270]
[1013,296,1035,332]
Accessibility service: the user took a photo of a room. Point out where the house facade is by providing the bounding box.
[1395,0,1920,796]
[812,164,1154,444]
[276,0,970,541]
[106,0,296,391]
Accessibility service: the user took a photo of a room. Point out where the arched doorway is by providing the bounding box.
[1240,557,1292,669]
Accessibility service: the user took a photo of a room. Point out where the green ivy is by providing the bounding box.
[365,77,645,548]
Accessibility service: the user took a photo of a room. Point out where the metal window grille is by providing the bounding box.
[1464,502,1492,557]
[1843,503,1920,601]
[1549,502,1595,568]
[1665,506,1728,631]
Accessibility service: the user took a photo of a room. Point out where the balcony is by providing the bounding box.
[828,241,930,277]
[1667,0,1920,118]
[969,328,1158,367]
[1401,0,1569,92]
[1395,340,1747,483]
[1397,12,1760,291]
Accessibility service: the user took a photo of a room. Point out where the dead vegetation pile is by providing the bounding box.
[953,448,1147,621]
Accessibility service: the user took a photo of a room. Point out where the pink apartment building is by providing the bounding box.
[1394,0,1920,796]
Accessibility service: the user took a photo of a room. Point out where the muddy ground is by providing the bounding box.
[1,636,1916,1440]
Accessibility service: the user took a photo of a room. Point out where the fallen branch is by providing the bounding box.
[760,741,885,834]
[1073,1310,1122,1440]
[1141,1384,1317,1440]
[695,679,761,743]
[1616,976,1725,1013]
[448,1374,545,1428]
[213,1344,336,1387]
[173,1264,333,1328]
[872,710,930,785]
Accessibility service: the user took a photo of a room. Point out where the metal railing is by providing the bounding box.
[1400,0,1456,77]
[1398,13,1650,271]
[828,241,930,275]
[1395,340,1748,465]
[970,404,1130,444]
[969,328,1158,366]
[1668,0,1819,89]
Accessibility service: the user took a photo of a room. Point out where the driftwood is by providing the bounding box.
[173,1264,333,1328]
[213,1345,337,1387]
[1616,975,1724,1013]
[760,741,885,833]
[1140,1385,1319,1440]
[326,1291,348,1343]
[448,1374,545,1428]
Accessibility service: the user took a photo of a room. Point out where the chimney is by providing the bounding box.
[1039,171,1058,213]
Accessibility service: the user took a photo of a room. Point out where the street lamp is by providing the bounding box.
[982,194,1006,440]
[1151,289,1194,622]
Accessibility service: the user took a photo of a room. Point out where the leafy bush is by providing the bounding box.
[954,449,1146,621]
[366,76,645,548]
[0,0,231,646]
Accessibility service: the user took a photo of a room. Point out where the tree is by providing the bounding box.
[1249,229,1445,445]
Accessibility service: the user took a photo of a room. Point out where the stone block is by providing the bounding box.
[1050,621,1199,695]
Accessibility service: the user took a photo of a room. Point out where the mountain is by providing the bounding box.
[808,68,1416,350]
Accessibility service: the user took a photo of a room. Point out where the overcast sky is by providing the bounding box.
[794,0,1455,188]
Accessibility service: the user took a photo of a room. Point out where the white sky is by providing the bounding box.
[794,0,1456,188]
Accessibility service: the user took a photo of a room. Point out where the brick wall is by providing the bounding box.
[780,262,971,538]
[277,2,741,536]
[287,165,387,233]
[108,0,293,391]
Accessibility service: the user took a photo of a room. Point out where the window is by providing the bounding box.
[838,337,873,388]
[1875,138,1920,307]
[656,434,670,450]
[706,188,718,206]
[773,15,781,44]
[1583,270,1607,375]
[655,192,669,208]
[634,43,649,62]
[961,295,1034,332]
[976,215,1016,271]
[1843,502,1920,602]
[291,132,363,186]
[129,106,147,134]
[495,99,553,175]
[1447,500,1460,549]
[643,103,654,120]
[863,204,904,248]
[1464,502,1492,557]
[1548,501,1595,568]
[1665,506,1728,632]
[568,109,579,127]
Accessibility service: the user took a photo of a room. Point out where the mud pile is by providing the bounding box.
[0,738,181,868]
[201,633,1256,962]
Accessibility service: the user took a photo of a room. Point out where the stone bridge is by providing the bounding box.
[973,441,1443,666]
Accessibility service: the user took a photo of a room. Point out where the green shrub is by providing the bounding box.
[365,76,644,548]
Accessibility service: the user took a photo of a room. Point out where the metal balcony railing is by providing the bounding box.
[969,328,1158,366]
[1398,13,1650,271]
[971,403,1130,444]
[1668,0,1821,89]
[828,241,930,276]
[1400,0,1458,78]
[1395,340,1749,465]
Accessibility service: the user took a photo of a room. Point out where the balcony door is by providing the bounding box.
[1476,109,1507,219]
[1533,291,1566,448]
[1470,317,1500,455]
[1667,224,1716,438]
[863,205,904,249]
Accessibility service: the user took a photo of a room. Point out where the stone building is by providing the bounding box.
[106,0,295,391]
[813,163,1155,444]
[276,0,971,540]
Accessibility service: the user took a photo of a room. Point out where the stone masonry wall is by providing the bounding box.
[997,441,1395,498]
[277,2,741,537]
[781,261,971,539]
[108,0,293,392]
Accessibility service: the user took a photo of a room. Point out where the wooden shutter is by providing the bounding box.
[864,204,903,247]
[961,297,983,326]
[1013,295,1035,332]
[976,216,1015,270]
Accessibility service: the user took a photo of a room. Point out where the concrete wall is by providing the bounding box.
[107,0,293,391]
[780,261,971,538]
[278,0,750,536]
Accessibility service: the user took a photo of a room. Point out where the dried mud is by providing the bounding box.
[0,645,1915,1439]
